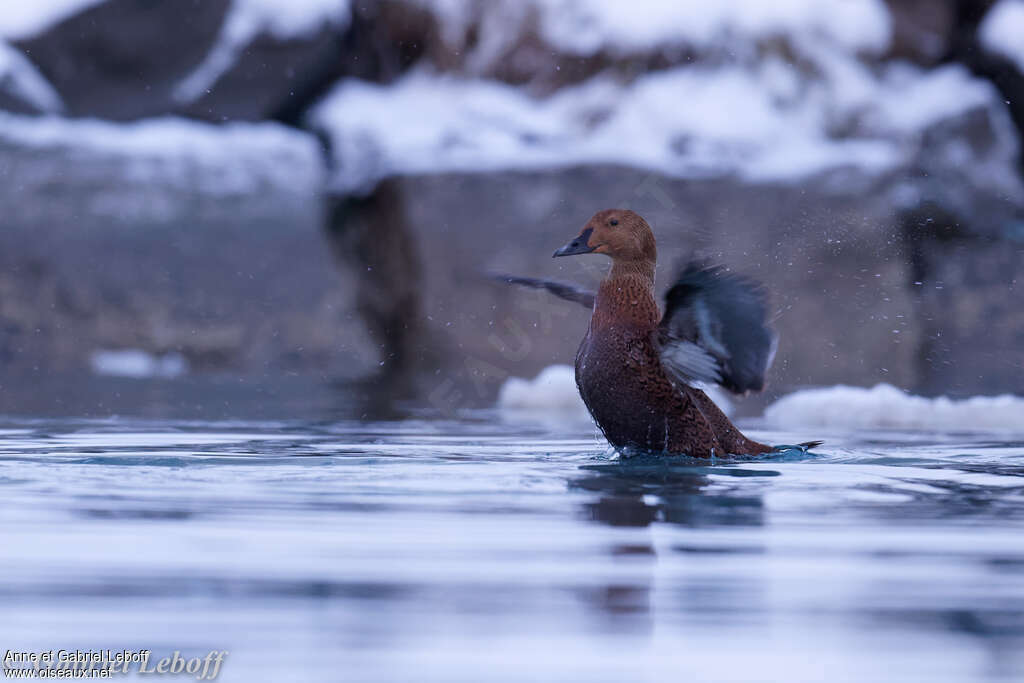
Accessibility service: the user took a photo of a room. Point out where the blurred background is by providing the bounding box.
[1,0,1022,418]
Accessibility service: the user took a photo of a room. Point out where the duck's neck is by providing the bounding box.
[591,259,659,330]
[608,259,655,285]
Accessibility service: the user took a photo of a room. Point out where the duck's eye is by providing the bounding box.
[610,219,619,226]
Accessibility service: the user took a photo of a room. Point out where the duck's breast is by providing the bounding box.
[575,324,672,448]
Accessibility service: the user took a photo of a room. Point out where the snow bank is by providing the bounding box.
[533,0,890,57]
[0,42,62,112]
[497,364,733,419]
[0,0,104,39]
[0,112,324,196]
[764,384,1024,431]
[228,0,350,38]
[174,0,351,103]
[412,0,890,58]
[0,0,349,41]
[90,350,188,379]
[313,0,1011,195]
[311,61,994,194]
[980,0,1024,73]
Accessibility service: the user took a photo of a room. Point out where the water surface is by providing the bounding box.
[2,415,1023,682]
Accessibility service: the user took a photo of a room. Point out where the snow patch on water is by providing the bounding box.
[980,0,1024,73]
[498,365,589,420]
[497,364,734,419]
[764,383,1024,431]
[90,350,189,379]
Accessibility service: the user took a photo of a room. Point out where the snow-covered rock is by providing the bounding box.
[323,59,1023,401]
[404,0,890,85]
[0,41,62,114]
[532,0,891,56]
[311,61,1011,196]
[0,112,324,197]
[882,0,958,66]
[9,0,230,120]
[980,0,1024,74]
[173,0,351,121]
[0,112,373,377]
[1,0,357,122]
[310,2,1024,404]
[1,0,1022,402]
[310,0,1020,203]
[0,3,71,113]
[0,0,105,39]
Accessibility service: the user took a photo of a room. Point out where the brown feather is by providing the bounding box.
[567,209,773,457]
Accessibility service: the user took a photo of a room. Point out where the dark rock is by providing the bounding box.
[388,0,890,92]
[8,0,428,124]
[338,165,925,410]
[914,0,1024,173]
[897,69,1024,395]
[976,62,1024,172]
[902,205,1024,396]
[325,180,427,388]
[346,1,448,82]
[957,7,1024,174]
[13,0,231,120]
[883,0,959,65]
[0,42,63,114]
[183,0,448,124]
[892,87,1024,238]
[309,14,1023,402]
[4,0,1023,409]
[180,25,349,124]
[0,89,39,115]
[0,114,372,378]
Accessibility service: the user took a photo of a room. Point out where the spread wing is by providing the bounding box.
[491,274,595,309]
[657,262,777,394]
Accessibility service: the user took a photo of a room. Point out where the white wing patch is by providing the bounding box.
[658,261,777,394]
[660,339,722,386]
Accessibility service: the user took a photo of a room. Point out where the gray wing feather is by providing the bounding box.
[658,261,777,394]
[491,274,595,309]
[660,340,722,386]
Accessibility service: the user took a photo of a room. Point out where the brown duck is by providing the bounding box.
[502,209,817,458]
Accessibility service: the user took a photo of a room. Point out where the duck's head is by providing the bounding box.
[553,209,656,264]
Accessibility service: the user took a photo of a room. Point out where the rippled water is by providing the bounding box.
[2,414,1024,682]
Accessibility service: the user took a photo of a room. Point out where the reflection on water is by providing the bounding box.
[1,415,1024,682]
[575,460,775,527]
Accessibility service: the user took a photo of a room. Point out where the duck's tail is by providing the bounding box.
[773,440,823,453]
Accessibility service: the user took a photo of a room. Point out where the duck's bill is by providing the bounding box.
[553,228,596,257]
